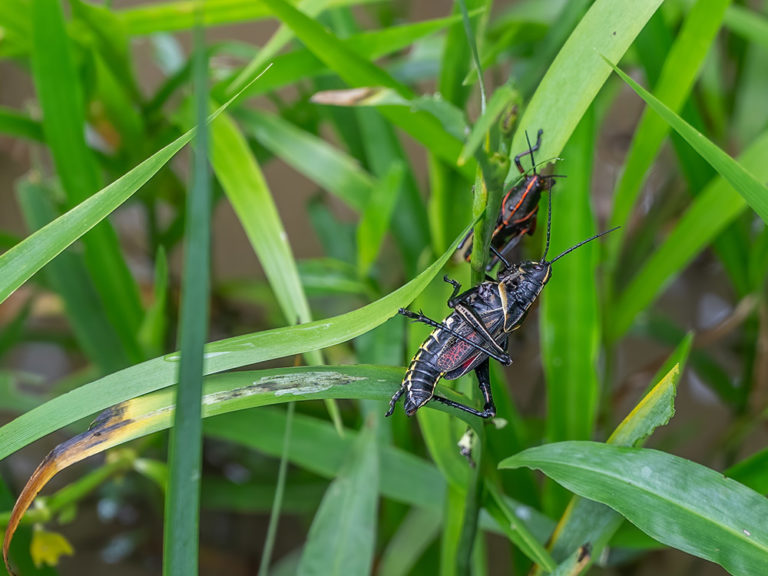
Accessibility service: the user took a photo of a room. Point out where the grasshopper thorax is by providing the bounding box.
[498,260,552,288]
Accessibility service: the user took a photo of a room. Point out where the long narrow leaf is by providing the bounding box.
[609,129,768,340]
[32,0,143,361]
[504,0,664,188]
[0,225,466,461]
[297,419,379,576]
[607,0,731,263]
[259,0,469,170]
[235,108,373,212]
[163,25,211,576]
[607,61,768,224]
[541,110,599,444]
[0,73,261,307]
[501,442,768,576]
[117,0,380,36]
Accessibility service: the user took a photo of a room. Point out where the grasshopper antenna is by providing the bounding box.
[549,226,621,264]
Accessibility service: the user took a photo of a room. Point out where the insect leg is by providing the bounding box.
[513,128,543,174]
[431,395,495,419]
[473,358,496,417]
[398,309,512,365]
[443,275,463,303]
[385,386,405,417]
[453,306,512,364]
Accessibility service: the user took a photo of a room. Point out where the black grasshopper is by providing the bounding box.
[387,221,618,419]
[457,129,560,268]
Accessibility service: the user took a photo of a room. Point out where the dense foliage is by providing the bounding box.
[1,0,767,574]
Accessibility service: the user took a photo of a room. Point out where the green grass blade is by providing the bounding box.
[258,402,294,576]
[0,107,44,142]
[297,419,379,576]
[208,109,339,427]
[0,228,465,460]
[500,442,768,576]
[138,248,169,358]
[235,108,373,212]
[357,162,403,275]
[606,0,731,264]
[354,109,430,277]
[210,111,313,328]
[458,0,486,111]
[378,508,441,576]
[17,180,129,374]
[221,14,472,101]
[540,110,599,444]
[163,24,210,576]
[208,401,443,511]
[32,0,143,361]
[536,342,689,572]
[458,84,519,165]
[259,0,468,170]
[723,4,768,51]
[485,483,557,571]
[609,129,768,340]
[225,0,407,98]
[117,0,380,36]
[608,61,768,224]
[0,79,252,307]
[503,0,664,188]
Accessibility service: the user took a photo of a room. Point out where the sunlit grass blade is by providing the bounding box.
[163,23,210,576]
[606,0,730,267]
[501,441,768,576]
[607,61,768,224]
[503,0,664,189]
[541,111,599,444]
[0,69,260,309]
[609,129,768,341]
[297,419,379,576]
[235,108,373,212]
[0,226,466,461]
[117,0,380,36]
[17,180,129,374]
[210,111,313,329]
[208,109,340,429]
[32,0,143,362]
[0,107,43,142]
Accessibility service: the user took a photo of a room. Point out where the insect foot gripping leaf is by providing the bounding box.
[30,528,74,569]
[387,192,619,420]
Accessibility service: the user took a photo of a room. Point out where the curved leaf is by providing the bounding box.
[504,0,664,187]
[0,224,467,462]
[1,365,484,567]
[0,72,264,307]
[607,60,768,224]
[501,442,768,576]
